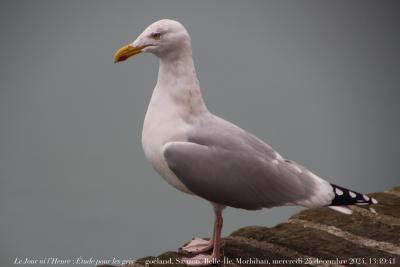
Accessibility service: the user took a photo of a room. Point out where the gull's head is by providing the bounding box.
[114,19,191,63]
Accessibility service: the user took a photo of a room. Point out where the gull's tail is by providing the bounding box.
[328,184,378,215]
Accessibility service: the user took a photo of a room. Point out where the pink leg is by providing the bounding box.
[182,207,223,266]
[181,214,217,254]
[211,209,223,260]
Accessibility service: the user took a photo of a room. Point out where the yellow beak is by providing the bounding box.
[114,44,145,63]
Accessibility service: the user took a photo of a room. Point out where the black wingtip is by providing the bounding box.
[330,184,378,207]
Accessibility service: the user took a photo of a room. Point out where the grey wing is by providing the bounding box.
[163,116,334,210]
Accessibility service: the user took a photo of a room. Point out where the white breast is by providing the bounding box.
[141,88,194,194]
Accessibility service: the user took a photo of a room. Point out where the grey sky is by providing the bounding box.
[1,1,399,266]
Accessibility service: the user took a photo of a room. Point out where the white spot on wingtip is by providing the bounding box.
[363,195,370,201]
[372,198,378,204]
[349,191,357,198]
[335,188,344,195]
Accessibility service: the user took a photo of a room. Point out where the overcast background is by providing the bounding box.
[1,0,399,266]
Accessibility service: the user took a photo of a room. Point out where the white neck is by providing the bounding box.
[149,49,207,120]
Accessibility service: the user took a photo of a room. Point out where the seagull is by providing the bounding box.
[114,19,378,266]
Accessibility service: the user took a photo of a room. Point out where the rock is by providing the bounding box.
[100,187,400,267]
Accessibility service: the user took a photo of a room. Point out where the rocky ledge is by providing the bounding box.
[101,186,400,267]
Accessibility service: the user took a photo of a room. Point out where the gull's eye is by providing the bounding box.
[150,32,161,40]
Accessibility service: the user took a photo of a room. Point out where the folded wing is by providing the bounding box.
[163,116,335,210]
